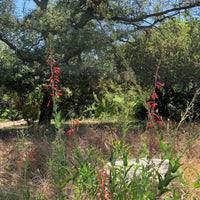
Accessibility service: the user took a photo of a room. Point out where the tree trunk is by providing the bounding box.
[39,93,53,124]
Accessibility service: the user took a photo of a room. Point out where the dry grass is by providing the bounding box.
[0,120,200,199]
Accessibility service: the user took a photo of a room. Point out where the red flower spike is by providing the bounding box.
[151,92,158,99]
[47,100,51,107]
[57,93,62,96]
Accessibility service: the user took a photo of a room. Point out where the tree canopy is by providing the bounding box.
[0,0,200,122]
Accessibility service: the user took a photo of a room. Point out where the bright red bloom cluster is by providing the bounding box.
[97,167,114,200]
[45,57,62,107]
[18,152,36,166]
[67,119,80,136]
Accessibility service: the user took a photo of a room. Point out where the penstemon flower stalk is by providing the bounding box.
[146,64,164,156]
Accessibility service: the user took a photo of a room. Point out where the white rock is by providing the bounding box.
[104,158,169,182]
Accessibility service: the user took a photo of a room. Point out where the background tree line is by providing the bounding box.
[0,0,200,124]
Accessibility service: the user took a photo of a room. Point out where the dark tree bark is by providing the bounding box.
[39,93,53,124]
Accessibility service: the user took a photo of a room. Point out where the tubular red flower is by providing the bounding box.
[51,93,54,96]
[57,93,62,96]
[53,59,56,65]
[107,191,111,198]
[45,85,50,88]
[101,175,106,187]
[153,113,160,119]
[47,100,51,107]
[146,101,153,105]
[128,79,133,82]
[55,70,60,75]
[74,119,80,125]
[151,92,158,99]
[153,119,162,124]
[54,67,60,70]
[124,75,127,79]
[156,82,164,89]
[149,123,152,128]
[55,79,60,83]
[68,129,74,136]
[97,173,104,179]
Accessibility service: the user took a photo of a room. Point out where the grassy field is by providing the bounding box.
[0,120,200,199]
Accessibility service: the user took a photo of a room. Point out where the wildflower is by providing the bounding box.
[74,119,80,126]
[124,75,127,79]
[149,123,152,128]
[158,75,160,79]
[54,70,60,75]
[128,79,133,82]
[150,144,153,151]
[153,119,162,124]
[153,113,160,119]
[62,130,65,134]
[46,59,49,65]
[29,152,36,162]
[68,129,74,136]
[57,93,62,96]
[45,85,51,88]
[47,100,51,107]
[151,92,158,99]
[52,59,56,65]
[146,101,153,105]
[51,93,54,96]
[98,8,101,14]
[156,82,164,89]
